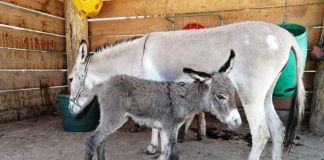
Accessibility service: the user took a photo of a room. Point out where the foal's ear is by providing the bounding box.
[218,50,235,74]
[183,68,212,83]
[79,40,89,64]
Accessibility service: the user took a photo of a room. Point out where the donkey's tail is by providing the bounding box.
[283,40,306,151]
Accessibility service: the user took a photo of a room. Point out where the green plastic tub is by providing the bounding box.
[57,94,99,132]
[273,23,308,98]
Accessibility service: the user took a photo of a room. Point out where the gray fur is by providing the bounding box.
[84,67,240,160]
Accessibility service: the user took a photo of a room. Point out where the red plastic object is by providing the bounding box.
[183,22,205,30]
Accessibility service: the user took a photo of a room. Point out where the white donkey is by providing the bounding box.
[68,21,305,160]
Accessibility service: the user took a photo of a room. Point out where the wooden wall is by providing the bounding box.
[0,0,67,122]
[88,0,324,120]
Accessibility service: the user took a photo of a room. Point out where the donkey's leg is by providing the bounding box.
[237,83,271,160]
[264,76,285,160]
[243,100,270,160]
[146,128,159,155]
[84,116,127,160]
[196,112,206,141]
[178,114,195,143]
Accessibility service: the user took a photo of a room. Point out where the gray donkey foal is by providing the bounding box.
[84,51,240,160]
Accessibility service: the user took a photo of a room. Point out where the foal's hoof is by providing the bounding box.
[129,124,142,133]
[177,138,184,143]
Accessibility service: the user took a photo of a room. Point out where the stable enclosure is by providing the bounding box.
[1,0,323,125]
[0,0,324,160]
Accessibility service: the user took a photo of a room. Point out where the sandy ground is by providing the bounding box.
[0,115,323,160]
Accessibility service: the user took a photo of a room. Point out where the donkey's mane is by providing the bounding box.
[94,36,143,55]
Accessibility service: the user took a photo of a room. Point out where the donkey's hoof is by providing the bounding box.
[145,144,157,155]
[197,135,206,141]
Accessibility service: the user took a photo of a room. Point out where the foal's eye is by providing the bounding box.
[217,95,226,100]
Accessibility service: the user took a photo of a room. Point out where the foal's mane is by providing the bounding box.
[94,36,143,55]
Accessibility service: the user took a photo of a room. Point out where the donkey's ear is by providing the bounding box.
[218,49,235,74]
[183,68,212,82]
[79,40,89,64]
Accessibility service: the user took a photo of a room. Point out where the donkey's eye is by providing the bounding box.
[217,95,226,100]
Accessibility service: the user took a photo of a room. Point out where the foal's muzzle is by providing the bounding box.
[226,109,242,129]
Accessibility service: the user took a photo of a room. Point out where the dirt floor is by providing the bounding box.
[0,115,323,160]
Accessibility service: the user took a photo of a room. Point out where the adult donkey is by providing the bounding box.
[69,21,305,160]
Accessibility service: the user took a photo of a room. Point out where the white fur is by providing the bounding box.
[226,109,242,126]
[266,35,279,51]
[143,55,163,81]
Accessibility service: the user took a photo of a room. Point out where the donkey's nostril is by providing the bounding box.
[69,78,73,82]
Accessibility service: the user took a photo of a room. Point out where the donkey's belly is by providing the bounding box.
[126,112,163,129]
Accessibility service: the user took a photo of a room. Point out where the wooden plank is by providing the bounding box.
[0,71,67,90]
[273,93,312,110]
[90,17,169,36]
[0,105,53,123]
[1,0,64,17]
[305,51,316,70]
[0,87,67,110]
[309,19,324,135]
[0,48,67,69]
[64,0,88,90]
[219,4,324,27]
[0,27,65,52]
[303,72,315,91]
[0,3,65,35]
[95,0,324,18]
[90,4,323,36]
[89,35,142,50]
[308,27,322,47]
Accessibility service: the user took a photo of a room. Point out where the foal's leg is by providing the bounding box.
[196,112,206,141]
[160,128,179,160]
[84,116,127,160]
[97,139,106,160]
[264,77,285,160]
[146,128,159,155]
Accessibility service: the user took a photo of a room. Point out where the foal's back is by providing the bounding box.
[98,75,190,119]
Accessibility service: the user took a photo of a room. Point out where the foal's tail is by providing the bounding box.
[283,40,306,151]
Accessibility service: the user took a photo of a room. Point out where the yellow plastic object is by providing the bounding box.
[73,0,103,17]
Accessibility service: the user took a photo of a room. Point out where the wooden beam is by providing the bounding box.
[95,0,324,18]
[64,0,88,88]
[0,3,65,35]
[309,19,324,135]
[0,71,67,90]
[90,4,323,36]
[0,48,66,69]
[0,27,65,52]
[1,0,64,17]
[0,87,67,122]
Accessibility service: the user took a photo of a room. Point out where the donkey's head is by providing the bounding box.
[184,50,241,129]
[68,40,96,115]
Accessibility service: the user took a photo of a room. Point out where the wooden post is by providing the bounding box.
[309,20,324,135]
[64,0,88,90]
